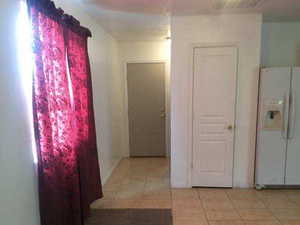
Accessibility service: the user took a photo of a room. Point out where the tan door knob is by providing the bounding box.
[160,112,166,118]
[160,109,166,118]
[227,125,233,130]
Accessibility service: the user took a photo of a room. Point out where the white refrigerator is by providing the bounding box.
[256,67,300,188]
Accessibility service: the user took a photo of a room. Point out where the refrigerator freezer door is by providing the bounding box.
[286,67,300,185]
[256,67,291,185]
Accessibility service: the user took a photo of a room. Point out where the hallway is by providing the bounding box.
[90,158,300,225]
[92,158,171,209]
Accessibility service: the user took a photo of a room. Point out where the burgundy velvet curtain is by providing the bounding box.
[65,28,102,219]
[29,1,102,225]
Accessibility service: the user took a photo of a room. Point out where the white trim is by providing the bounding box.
[188,43,242,188]
[123,60,171,157]
[102,157,122,185]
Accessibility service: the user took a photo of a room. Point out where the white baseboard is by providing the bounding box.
[102,157,123,185]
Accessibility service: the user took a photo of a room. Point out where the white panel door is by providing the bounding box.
[286,67,300,185]
[192,46,237,187]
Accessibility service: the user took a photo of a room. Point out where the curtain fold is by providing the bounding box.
[65,28,103,219]
[29,1,102,225]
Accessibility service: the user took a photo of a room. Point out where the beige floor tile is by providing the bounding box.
[226,189,257,194]
[173,213,206,219]
[205,209,241,221]
[197,188,220,191]
[227,189,260,200]
[291,200,300,207]
[114,189,145,200]
[280,220,300,225]
[287,195,300,205]
[202,199,234,209]
[287,193,300,199]
[281,190,300,196]
[136,200,172,208]
[262,198,299,209]
[147,166,170,178]
[209,221,245,225]
[103,181,125,191]
[173,208,205,217]
[127,176,147,183]
[232,199,266,209]
[238,209,275,220]
[173,200,205,217]
[145,178,170,190]
[90,200,138,209]
[108,171,130,179]
[243,220,281,225]
[146,176,170,184]
[122,178,146,186]
[142,189,171,200]
[129,170,151,178]
[256,191,288,200]
[198,190,230,200]
[90,199,111,208]
[101,191,117,200]
[172,189,199,200]
[270,209,300,220]
[108,169,129,178]
[174,217,209,225]
[172,200,203,209]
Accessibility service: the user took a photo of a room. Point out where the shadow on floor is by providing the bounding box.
[86,209,173,225]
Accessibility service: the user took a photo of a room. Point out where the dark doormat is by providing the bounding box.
[86,209,173,225]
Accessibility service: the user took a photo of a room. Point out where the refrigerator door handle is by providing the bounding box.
[288,91,296,140]
[282,92,290,140]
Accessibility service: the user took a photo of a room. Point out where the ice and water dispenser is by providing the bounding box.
[261,99,284,130]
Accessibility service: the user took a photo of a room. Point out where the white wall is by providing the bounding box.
[54,0,126,184]
[171,14,262,188]
[0,1,40,225]
[118,41,171,157]
[261,22,300,67]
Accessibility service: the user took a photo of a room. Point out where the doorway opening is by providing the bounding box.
[91,61,171,209]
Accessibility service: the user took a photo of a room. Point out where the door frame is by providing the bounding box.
[124,60,170,157]
[188,43,240,187]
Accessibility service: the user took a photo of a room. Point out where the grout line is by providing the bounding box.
[258,195,285,225]
[226,189,286,225]
[224,190,246,224]
[197,190,210,225]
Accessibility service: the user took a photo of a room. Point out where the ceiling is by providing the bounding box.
[77,0,300,41]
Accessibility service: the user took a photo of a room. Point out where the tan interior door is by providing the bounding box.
[192,47,237,187]
[127,63,166,157]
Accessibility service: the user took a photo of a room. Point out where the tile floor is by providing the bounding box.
[91,158,300,225]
